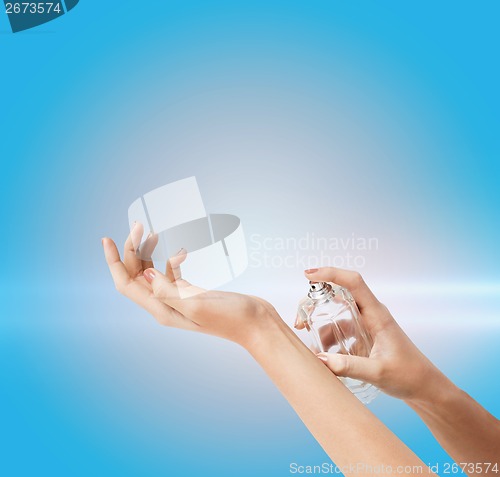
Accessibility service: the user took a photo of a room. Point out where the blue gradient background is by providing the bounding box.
[1,1,499,476]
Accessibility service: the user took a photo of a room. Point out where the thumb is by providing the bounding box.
[317,353,382,385]
[144,268,185,303]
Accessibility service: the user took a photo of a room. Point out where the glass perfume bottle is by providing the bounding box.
[296,281,379,404]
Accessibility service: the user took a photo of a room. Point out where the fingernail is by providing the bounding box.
[143,269,156,282]
[101,237,107,246]
[177,248,186,255]
[305,268,318,274]
[317,353,329,363]
[132,221,137,229]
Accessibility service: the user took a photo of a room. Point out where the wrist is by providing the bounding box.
[405,367,460,411]
[238,307,288,352]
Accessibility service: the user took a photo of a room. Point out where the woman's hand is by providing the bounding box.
[302,268,500,471]
[101,228,279,349]
[300,267,448,402]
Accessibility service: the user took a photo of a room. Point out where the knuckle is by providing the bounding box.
[350,272,364,287]
[371,361,386,382]
[335,354,350,374]
[245,298,262,315]
[374,302,396,325]
[377,302,390,314]
[377,302,388,312]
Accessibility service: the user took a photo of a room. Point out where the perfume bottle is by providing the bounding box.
[296,281,379,404]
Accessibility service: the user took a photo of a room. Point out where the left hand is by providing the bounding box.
[102,226,279,348]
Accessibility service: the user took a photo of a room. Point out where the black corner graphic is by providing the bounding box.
[4,1,80,33]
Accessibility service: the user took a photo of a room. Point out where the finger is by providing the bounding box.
[166,248,187,282]
[294,318,305,330]
[103,238,196,329]
[143,268,207,316]
[318,319,355,350]
[140,233,159,270]
[104,237,154,304]
[317,353,382,385]
[103,237,133,290]
[304,267,379,310]
[124,223,145,277]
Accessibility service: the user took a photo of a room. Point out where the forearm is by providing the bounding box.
[406,375,500,473]
[244,313,432,476]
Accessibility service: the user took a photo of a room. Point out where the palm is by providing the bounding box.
[103,228,274,345]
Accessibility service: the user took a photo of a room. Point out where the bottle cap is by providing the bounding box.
[308,281,333,300]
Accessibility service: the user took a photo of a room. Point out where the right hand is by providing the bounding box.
[299,267,448,402]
